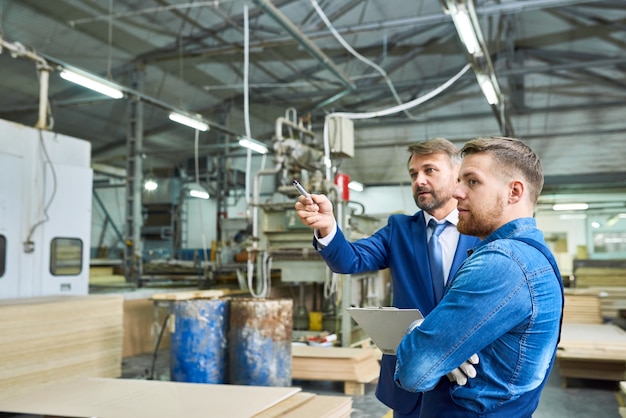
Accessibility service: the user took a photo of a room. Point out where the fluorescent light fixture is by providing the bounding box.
[552,203,589,211]
[59,69,124,99]
[238,136,268,154]
[187,183,210,200]
[144,179,158,191]
[450,9,481,55]
[607,215,620,227]
[558,214,587,220]
[348,181,364,192]
[477,74,499,105]
[169,112,209,131]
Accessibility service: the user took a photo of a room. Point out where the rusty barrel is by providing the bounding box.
[169,299,229,384]
[229,298,293,386]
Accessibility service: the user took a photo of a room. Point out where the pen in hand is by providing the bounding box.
[292,179,311,199]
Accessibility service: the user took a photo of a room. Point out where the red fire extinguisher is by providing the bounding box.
[335,173,350,202]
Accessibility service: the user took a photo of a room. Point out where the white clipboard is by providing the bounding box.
[347,307,423,355]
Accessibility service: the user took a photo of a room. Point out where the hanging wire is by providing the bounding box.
[311,0,420,121]
[24,130,58,248]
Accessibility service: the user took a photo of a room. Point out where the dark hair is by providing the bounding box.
[406,138,461,168]
[460,136,544,204]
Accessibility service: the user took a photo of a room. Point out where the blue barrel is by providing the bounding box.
[229,298,293,387]
[169,298,229,384]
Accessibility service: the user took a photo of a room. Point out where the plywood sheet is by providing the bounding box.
[151,289,226,300]
[0,377,301,418]
[0,295,123,400]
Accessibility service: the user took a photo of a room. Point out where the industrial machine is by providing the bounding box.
[241,109,386,346]
[0,119,92,299]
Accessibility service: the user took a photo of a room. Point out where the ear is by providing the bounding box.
[509,180,524,204]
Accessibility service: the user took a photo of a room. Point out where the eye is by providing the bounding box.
[468,178,479,186]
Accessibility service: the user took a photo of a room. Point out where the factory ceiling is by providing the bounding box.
[0,0,625,203]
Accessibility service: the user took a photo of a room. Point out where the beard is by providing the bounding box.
[457,195,505,238]
[414,186,453,213]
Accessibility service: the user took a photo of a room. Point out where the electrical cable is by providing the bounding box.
[321,62,471,182]
[243,4,271,298]
[310,0,420,121]
[24,130,58,249]
[148,313,170,380]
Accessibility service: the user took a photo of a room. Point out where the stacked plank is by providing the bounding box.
[574,266,626,288]
[292,345,380,395]
[256,392,352,418]
[557,323,626,385]
[563,291,603,324]
[0,294,123,400]
[565,287,626,320]
[89,265,128,287]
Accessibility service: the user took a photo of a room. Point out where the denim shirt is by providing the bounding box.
[394,218,563,414]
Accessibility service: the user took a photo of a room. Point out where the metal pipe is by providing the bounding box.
[253,0,356,91]
[275,116,315,141]
[0,37,52,130]
[251,164,283,246]
[35,63,52,130]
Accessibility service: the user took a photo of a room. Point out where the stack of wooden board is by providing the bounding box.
[0,377,353,418]
[574,266,626,288]
[292,345,380,395]
[0,294,123,400]
[565,287,626,320]
[557,323,626,385]
[89,265,129,287]
[563,292,603,324]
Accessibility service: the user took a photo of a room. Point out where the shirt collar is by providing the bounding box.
[424,208,459,228]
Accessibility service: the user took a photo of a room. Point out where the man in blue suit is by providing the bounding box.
[295,138,481,417]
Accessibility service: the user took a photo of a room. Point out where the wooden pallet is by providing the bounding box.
[292,345,380,395]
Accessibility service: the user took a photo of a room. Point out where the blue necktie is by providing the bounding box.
[428,219,448,303]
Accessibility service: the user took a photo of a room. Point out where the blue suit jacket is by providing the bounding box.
[316,211,481,415]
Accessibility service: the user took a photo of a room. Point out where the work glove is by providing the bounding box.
[447,353,479,385]
[406,319,480,386]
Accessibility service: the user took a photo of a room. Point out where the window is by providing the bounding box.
[50,237,83,276]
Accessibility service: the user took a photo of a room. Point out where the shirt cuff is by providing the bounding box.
[314,221,337,248]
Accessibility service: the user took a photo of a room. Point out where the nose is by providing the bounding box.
[452,182,464,200]
[414,172,428,187]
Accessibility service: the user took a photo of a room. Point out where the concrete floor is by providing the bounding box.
[122,348,621,418]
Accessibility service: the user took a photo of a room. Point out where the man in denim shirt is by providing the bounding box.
[394,137,564,417]
[294,138,481,417]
